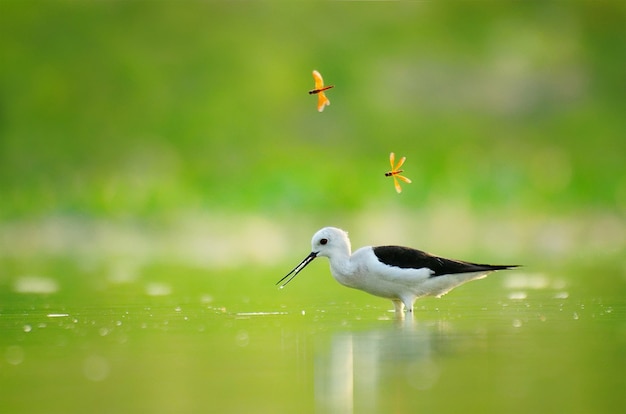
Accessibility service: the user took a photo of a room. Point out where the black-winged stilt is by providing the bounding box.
[277,227,518,314]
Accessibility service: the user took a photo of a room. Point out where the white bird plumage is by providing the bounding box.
[277,227,518,315]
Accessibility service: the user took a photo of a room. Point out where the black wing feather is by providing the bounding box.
[373,246,517,277]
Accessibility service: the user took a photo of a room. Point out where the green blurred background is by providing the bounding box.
[1,0,624,296]
[1,0,624,218]
[1,0,625,270]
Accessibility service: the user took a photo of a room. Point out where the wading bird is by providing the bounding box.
[278,227,518,316]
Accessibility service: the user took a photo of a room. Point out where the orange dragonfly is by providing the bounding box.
[385,152,412,193]
[309,70,334,112]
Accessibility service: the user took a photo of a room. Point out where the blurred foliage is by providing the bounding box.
[0,0,625,220]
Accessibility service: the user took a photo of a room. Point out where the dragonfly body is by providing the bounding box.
[309,85,334,95]
[384,169,404,177]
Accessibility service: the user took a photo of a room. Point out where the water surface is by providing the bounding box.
[1,265,624,414]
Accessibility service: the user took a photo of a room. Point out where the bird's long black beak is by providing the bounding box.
[276,251,318,288]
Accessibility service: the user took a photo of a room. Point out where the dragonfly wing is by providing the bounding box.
[389,152,396,169]
[393,176,402,193]
[312,70,324,90]
[395,156,406,170]
[317,91,330,112]
[397,175,412,184]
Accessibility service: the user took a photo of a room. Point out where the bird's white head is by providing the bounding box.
[276,227,352,288]
[310,227,352,258]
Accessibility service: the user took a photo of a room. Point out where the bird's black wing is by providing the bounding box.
[373,245,517,277]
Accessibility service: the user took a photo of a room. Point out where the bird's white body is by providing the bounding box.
[329,245,489,313]
[279,227,517,314]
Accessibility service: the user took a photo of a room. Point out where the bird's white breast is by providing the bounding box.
[329,247,433,299]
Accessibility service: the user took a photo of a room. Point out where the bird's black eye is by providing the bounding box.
[320,238,328,245]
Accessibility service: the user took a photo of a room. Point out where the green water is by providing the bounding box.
[1,258,624,414]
